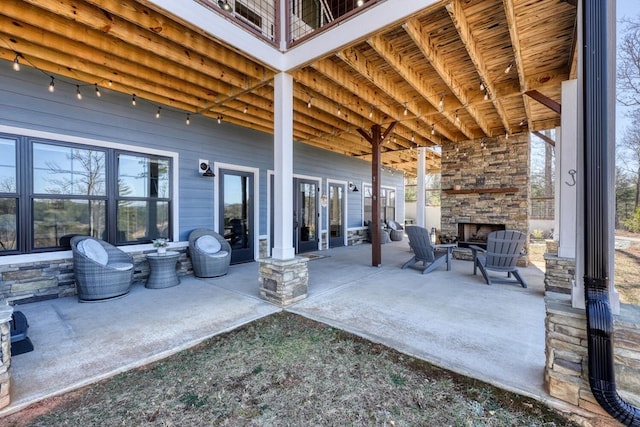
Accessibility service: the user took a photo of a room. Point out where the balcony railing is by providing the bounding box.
[196,0,378,48]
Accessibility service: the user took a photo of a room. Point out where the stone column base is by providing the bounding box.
[0,302,14,410]
[259,257,309,306]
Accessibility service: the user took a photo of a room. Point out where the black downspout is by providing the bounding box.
[583,0,640,425]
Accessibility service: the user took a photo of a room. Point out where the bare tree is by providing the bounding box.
[620,108,640,210]
[618,15,640,107]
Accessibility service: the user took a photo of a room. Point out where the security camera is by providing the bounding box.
[199,159,209,175]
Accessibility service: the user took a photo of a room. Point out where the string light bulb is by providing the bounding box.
[307,97,312,108]
[357,0,364,6]
[186,113,190,125]
[48,77,55,93]
[108,80,113,87]
[431,124,435,135]
[479,81,485,91]
[243,105,248,114]
[217,115,222,124]
[403,102,408,116]
[12,54,20,71]
[94,84,101,97]
[504,62,513,74]
[131,94,136,106]
[455,109,460,123]
[337,104,342,116]
[155,107,161,118]
[76,85,82,100]
[439,94,444,110]
[411,132,415,142]
[484,91,489,101]
[369,105,373,118]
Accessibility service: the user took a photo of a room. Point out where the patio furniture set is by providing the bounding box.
[401,225,528,288]
[70,229,231,302]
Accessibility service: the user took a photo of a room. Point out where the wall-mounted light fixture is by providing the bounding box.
[349,182,359,192]
[199,159,215,177]
[218,0,232,11]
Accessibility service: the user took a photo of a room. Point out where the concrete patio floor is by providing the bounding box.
[0,240,559,417]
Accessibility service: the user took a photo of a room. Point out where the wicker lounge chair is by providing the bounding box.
[386,220,404,241]
[469,230,527,288]
[367,220,391,244]
[188,229,232,277]
[71,236,134,302]
[402,225,453,274]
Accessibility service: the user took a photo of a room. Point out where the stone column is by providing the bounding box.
[0,301,14,409]
[259,257,308,306]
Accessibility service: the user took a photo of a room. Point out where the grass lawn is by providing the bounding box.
[5,312,576,426]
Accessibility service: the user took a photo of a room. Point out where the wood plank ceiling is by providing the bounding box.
[0,0,577,176]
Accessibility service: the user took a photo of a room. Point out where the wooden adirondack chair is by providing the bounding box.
[402,226,454,274]
[470,230,527,288]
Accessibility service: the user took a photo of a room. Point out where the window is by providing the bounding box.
[116,154,170,243]
[0,133,172,255]
[32,143,107,249]
[363,185,395,225]
[0,138,17,252]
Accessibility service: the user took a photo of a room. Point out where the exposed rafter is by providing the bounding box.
[445,0,512,134]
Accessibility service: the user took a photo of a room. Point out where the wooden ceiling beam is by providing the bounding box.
[445,0,513,135]
[344,43,468,142]
[20,0,258,90]
[0,7,237,97]
[501,0,526,92]
[294,66,440,147]
[402,18,491,137]
[80,0,271,81]
[525,90,561,114]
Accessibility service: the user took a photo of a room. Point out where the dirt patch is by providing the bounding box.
[4,313,576,427]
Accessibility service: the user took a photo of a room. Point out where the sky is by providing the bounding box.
[616,0,640,143]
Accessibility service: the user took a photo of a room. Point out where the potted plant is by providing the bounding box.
[152,238,169,254]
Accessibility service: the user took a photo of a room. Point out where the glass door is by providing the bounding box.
[219,169,254,264]
[294,178,318,253]
[328,183,345,248]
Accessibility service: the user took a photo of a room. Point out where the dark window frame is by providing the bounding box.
[0,132,173,255]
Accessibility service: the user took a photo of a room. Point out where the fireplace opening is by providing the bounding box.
[457,223,506,249]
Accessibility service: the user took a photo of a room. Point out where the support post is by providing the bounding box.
[272,72,295,261]
[357,122,397,267]
[416,147,426,227]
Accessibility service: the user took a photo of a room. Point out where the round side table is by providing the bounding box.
[146,250,180,289]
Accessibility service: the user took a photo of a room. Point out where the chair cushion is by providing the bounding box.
[387,220,398,230]
[195,235,221,254]
[109,262,133,271]
[78,239,109,265]
[208,250,228,258]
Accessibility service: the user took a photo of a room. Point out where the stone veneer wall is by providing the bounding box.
[0,247,192,304]
[347,228,368,246]
[544,241,640,424]
[440,134,530,262]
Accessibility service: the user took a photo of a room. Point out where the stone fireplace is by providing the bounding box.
[440,134,529,263]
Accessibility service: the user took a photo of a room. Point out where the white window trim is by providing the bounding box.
[361,182,397,226]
